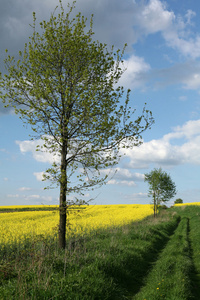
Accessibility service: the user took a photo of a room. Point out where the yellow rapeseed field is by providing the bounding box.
[174,202,200,206]
[0,204,153,246]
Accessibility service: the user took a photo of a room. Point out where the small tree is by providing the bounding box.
[174,198,183,204]
[145,168,176,217]
[0,1,154,248]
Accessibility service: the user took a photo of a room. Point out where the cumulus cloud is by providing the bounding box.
[16,138,60,164]
[137,0,175,34]
[108,179,136,187]
[118,58,200,91]
[122,119,200,168]
[2,0,200,111]
[17,118,200,184]
[163,30,200,59]
[119,55,151,89]
[1,0,199,59]
[33,172,45,181]
[134,0,200,59]
[17,139,146,187]
[15,120,200,185]
[101,167,144,186]
[165,119,200,140]
[113,168,144,181]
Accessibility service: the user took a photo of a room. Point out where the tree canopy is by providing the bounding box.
[0,0,154,248]
[174,198,183,204]
[145,168,176,217]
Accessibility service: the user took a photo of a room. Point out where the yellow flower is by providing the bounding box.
[0,204,154,245]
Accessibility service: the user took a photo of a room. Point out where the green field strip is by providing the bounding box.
[132,217,193,300]
[188,214,200,298]
[96,214,180,299]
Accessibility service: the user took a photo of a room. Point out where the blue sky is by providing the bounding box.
[1,0,200,206]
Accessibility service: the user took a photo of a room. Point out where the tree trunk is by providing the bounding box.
[58,141,67,249]
[59,187,66,249]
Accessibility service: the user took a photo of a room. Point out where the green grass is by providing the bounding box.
[133,217,192,300]
[174,205,200,299]
[1,206,200,299]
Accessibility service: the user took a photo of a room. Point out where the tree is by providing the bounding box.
[0,1,154,248]
[144,168,176,217]
[174,198,183,204]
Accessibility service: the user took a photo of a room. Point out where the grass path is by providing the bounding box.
[131,208,200,300]
[132,217,192,299]
[188,215,200,299]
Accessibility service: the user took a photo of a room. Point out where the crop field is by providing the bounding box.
[174,202,200,206]
[0,204,153,246]
[0,204,200,299]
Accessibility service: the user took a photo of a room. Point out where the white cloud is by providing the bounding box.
[108,179,136,187]
[119,55,151,88]
[16,137,60,164]
[122,119,200,168]
[132,0,200,59]
[101,167,144,186]
[165,119,200,140]
[139,0,175,34]
[163,30,200,59]
[114,168,144,181]
[33,172,45,181]
[7,194,20,198]
[185,9,196,25]
[132,192,148,198]
[123,139,179,169]
[26,194,40,199]
[18,187,32,191]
